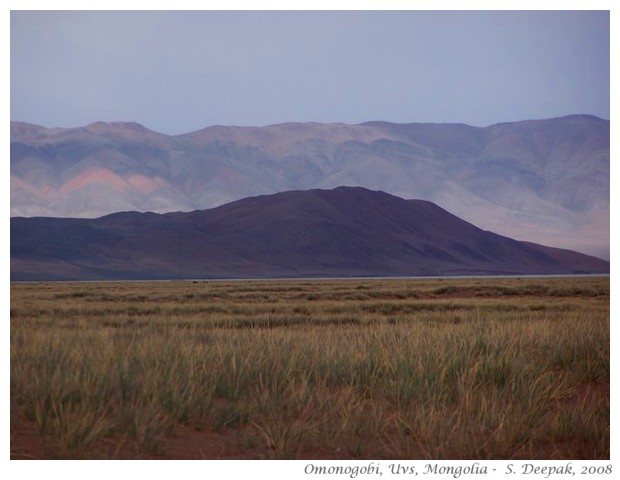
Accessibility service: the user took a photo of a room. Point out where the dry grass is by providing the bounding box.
[10,276,609,459]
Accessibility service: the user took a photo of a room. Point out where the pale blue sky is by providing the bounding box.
[10,10,610,134]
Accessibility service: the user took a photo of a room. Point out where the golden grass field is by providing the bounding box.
[10,276,609,459]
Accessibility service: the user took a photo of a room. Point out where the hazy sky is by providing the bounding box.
[10,10,610,134]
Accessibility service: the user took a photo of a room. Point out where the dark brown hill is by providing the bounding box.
[10,187,609,281]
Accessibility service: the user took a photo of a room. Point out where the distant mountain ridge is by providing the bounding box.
[10,187,609,281]
[10,115,609,259]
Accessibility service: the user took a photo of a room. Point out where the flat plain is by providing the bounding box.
[10,276,609,459]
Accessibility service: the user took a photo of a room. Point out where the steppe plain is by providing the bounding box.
[10,275,609,459]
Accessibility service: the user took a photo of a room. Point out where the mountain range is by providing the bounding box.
[10,187,609,281]
[10,115,610,260]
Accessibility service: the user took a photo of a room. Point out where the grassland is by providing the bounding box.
[10,276,609,459]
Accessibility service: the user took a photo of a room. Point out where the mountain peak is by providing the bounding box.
[83,121,159,136]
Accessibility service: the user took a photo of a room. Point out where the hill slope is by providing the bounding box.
[10,187,609,281]
[10,115,610,259]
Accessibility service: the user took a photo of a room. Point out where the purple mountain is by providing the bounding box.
[10,115,610,259]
